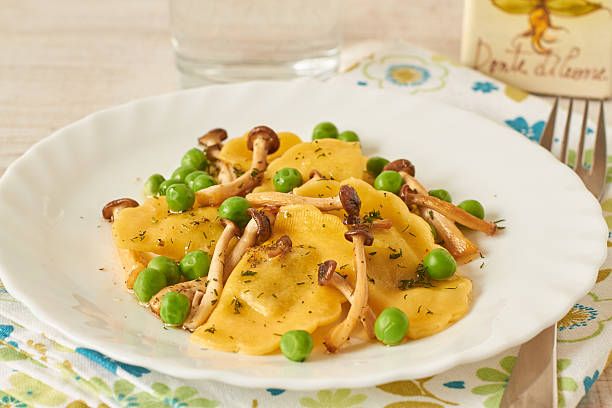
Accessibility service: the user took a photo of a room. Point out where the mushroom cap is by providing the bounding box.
[383,159,416,177]
[198,128,228,147]
[338,185,361,219]
[246,208,272,244]
[247,126,280,154]
[102,198,139,221]
[266,235,292,257]
[344,229,374,246]
[318,260,337,286]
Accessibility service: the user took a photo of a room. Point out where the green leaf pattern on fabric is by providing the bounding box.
[7,373,68,406]
[300,389,367,408]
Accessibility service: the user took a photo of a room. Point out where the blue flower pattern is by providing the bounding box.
[266,388,286,396]
[472,81,499,93]
[1,395,28,408]
[0,324,14,340]
[584,370,599,393]
[443,381,466,389]
[386,64,431,87]
[505,117,546,142]
[76,348,150,377]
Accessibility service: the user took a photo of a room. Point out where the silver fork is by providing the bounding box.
[500,98,607,408]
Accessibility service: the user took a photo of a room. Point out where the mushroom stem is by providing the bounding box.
[223,208,275,281]
[247,184,362,218]
[402,192,497,236]
[400,173,480,264]
[318,261,376,339]
[246,191,343,210]
[102,199,147,290]
[216,161,236,183]
[324,229,372,352]
[183,219,240,330]
[195,126,279,207]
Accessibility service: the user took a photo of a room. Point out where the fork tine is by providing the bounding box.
[540,97,558,150]
[560,98,573,164]
[575,99,589,171]
[589,100,607,200]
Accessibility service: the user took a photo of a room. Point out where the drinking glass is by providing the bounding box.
[169,0,343,87]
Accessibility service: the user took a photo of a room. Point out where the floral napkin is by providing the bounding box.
[1,42,611,408]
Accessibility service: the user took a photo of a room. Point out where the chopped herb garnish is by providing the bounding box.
[368,251,377,255]
[241,270,257,276]
[296,282,305,285]
[402,225,410,233]
[398,263,434,289]
[367,275,375,284]
[428,210,434,219]
[204,326,216,334]
[389,248,403,259]
[271,293,278,298]
[362,209,383,226]
[231,296,243,314]
[480,262,485,269]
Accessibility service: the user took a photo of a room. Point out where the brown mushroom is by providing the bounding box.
[318,260,376,339]
[383,159,416,177]
[246,184,361,216]
[195,126,280,207]
[198,128,228,161]
[223,208,275,281]
[183,218,240,330]
[324,228,373,352]
[401,187,497,236]
[265,235,292,258]
[400,174,480,264]
[197,128,236,183]
[102,198,148,289]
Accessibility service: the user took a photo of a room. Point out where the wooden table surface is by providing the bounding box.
[0,1,610,406]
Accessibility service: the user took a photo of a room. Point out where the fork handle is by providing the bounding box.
[500,325,558,408]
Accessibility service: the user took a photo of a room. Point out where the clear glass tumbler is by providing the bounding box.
[169,0,343,87]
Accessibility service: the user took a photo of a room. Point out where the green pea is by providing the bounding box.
[375,307,409,345]
[143,174,165,197]
[366,157,390,176]
[179,250,211,280]
[133,268,167,303]
[457,199,485,220]
[423,248,456,279]
[160,292,191,325]
[280,330,313,362]
[190,174,217,192]
[166,183,195,212]
[429,189,452,203]
[374,171,403,194]
[273,168,303,193]
[338,130,360,142]
[312,121,338,140]
[218,196,251,228]
[158,179,181,196]
[148,256,180,285]
[184,170,209,189]
[171,166,196,183]
[181,148,208,170]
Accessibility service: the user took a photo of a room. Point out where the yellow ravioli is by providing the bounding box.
[253,139,365,192]
[112,197,224,260]
[294,178,471,339]
[191,206,348,354]
[218,131,302,172]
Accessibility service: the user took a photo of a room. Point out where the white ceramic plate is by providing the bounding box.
[0,80,607,389]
